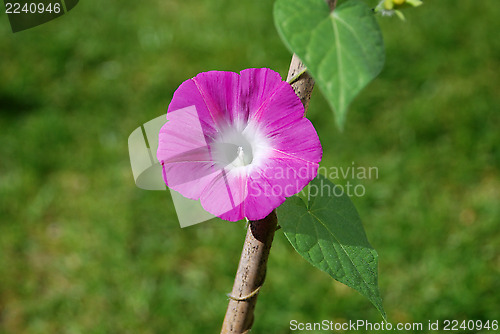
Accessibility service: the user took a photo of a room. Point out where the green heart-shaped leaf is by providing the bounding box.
[274,0,385,128]
[277,175,386,320]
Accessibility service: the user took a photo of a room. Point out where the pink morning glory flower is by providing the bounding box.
[157,68,322,222]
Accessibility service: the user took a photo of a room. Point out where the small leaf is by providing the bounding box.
[277,175,386,320]
[274,0,385,128]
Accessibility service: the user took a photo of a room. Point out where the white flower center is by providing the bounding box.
[211,122,269,171]
[233,146,252,167]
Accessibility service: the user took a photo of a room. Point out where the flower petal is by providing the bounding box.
[242,69,305,135]
[244,149,320,220]
[238,68,283,125]
[243,116,322,220]
[157,106,219,199]
[168,71,240,134]
[200,169,248,222]
[268,117,323,164]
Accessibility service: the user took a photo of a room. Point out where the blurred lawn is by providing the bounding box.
[1,1,499,333]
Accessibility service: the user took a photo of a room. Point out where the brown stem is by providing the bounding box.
[220,211,278,334]
[220,3,336,332]
[286,54,315,112]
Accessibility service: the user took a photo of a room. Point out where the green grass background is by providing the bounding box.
[1,0,499,333]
